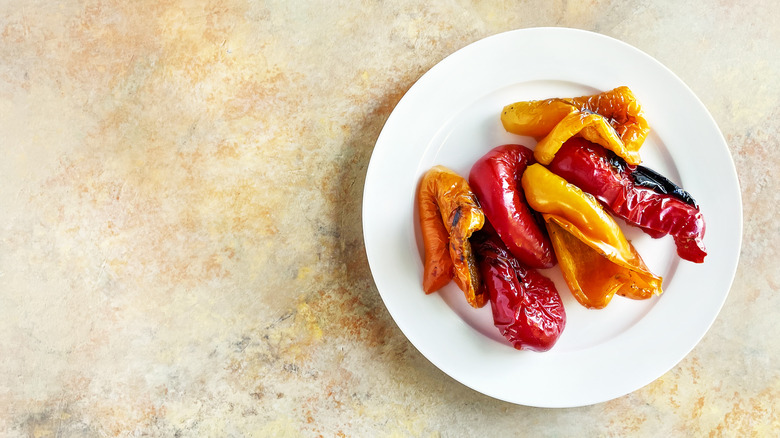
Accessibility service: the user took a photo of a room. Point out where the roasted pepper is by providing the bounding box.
[468,144,555,269]
[501,86,649,166]
[548,137,707,262]
[418,165,488,308]
[472,222,566,352]
[521,164,663,309]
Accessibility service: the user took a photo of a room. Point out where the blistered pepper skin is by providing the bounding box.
[548,138,707,263]
[418,166,488,308]
[501,86,649,166]
[569,86,650,153]
[468,144,556,269]
[521,164,663,309]
[472,223,565,352]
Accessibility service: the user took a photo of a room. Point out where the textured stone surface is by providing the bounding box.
[1,1,778,436]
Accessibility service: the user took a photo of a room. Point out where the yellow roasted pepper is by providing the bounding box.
[418,165,487,308]
[520,164,662,309]
[501,86,649,166]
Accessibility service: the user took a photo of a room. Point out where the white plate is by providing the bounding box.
[362,28,742,408]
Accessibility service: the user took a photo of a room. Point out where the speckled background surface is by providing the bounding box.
[1,1,778,436]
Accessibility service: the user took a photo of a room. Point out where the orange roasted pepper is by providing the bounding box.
[418,165,487,308]
[521,164,662,309]
[501,86,650,166]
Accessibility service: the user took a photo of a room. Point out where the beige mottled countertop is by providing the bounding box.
[1,1,778,436]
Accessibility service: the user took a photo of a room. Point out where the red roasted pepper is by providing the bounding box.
[468,144,556,269]
[548,137,707,263]
[472,223,566,352]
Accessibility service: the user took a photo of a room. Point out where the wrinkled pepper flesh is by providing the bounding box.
[468,144,556,269]
[548,137,707,262]
[418,165,488,308]
[501,86,649,166]
[472,222,565,351]
[521,163,663,309]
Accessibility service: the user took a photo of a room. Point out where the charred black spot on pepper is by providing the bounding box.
[451,206,462,229]
[605,149,628,174]
[603,150,697,207]
[632,165,698,207]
